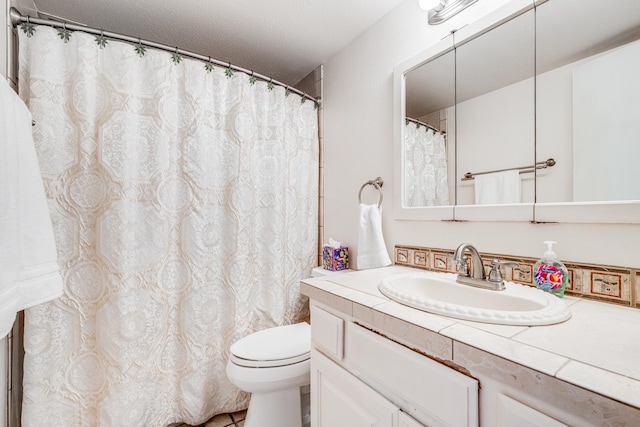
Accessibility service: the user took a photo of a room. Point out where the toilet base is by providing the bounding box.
[244,387,302,427]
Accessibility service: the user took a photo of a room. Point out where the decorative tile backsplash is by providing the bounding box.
[394,245,638,307]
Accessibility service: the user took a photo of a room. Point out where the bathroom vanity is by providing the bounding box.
[301,266,640,426]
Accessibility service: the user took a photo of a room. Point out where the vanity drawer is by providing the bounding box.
[310,305,344,360]
[345,322,478,427]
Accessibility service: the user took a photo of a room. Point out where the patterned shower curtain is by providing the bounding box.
[403,121,449,207]
[18,26,318,426]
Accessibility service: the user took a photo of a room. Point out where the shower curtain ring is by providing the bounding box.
[26,16,30,24]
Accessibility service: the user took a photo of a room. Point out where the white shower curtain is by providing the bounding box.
[403,121,449,207]
[18,26,318,426]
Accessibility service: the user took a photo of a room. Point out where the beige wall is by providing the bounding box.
[2,0,9,424]
[322,0,640,269]
[3,0,18,89]
[2,0,7,79]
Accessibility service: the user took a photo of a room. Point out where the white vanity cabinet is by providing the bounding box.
[310,303,479,427]
[494,394,567,427]
[312,350,428,427]
[302,269,640,427]
[312,348,401,426]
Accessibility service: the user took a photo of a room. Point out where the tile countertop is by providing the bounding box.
[300,265,640,410]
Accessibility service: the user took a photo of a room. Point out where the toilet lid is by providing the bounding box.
[230,322,310,368]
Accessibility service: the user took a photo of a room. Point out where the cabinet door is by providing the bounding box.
[311,349,398,427]
[346,323,478,427]
[496,394,567,427]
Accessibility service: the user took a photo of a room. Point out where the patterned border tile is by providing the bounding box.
[394,245,635,307]
[635,272,640,308]
[590,272,623,299]
[414,250,428,267]
[432,252,450,271]
[396,247,410,265]
[509,262,533,285]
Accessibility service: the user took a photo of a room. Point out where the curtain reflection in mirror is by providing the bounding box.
[404,118,449,206]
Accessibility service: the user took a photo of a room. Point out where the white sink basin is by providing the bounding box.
[378,271,571,326]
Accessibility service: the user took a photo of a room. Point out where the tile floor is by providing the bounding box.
[174,409,247,427]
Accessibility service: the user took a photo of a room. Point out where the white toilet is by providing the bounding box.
[226,267,344,427]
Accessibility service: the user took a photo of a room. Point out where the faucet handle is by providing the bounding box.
[455,255,470,276]
[488,259,518,283]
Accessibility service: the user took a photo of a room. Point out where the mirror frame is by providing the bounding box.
[393,0,640,224]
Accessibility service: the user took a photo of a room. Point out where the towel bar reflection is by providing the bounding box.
[461,158,556,181]
[358,177,384,208]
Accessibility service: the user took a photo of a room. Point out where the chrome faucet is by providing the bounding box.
[453,243,516,291]
[453,243,486,283]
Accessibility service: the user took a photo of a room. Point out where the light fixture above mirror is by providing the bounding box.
[418,0,480,25]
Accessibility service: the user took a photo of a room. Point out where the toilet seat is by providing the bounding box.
[230,322,310,368]
[230,352,310,368]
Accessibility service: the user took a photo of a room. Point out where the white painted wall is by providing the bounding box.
[322,0,640,268]
[536,61,573,203]
[1,0,9,422]
[572,40,640,202]
[456,78,534,205]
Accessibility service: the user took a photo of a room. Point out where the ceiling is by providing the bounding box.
[13,0,406,86]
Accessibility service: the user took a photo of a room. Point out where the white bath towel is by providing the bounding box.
[474,170,522,204]
[0,78,63,339]
[357,203,392,270]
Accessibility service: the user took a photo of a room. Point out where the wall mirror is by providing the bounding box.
[394,0,640,223]
[534,0,640,223]
[394,35,457,221]
[454,7,535,221]
[404,47,455,208]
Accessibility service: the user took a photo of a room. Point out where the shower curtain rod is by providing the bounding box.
[9,7,319,105]
[406,117,445,134]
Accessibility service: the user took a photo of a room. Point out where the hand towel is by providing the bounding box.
[357,203,392,270]
[0,78,63,339]
[474,170,522,204]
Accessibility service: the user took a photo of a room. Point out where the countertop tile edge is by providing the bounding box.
[556,360,640,409]
[440,322,569,377]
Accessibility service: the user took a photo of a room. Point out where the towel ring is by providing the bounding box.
[358,177,384,208]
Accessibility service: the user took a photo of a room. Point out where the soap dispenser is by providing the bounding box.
[534,241,569,298]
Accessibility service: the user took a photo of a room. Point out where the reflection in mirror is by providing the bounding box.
[536,0,640,203]
[455,9,535,206]
[404,49,455,207]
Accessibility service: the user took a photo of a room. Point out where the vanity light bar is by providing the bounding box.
[428,0,480,25]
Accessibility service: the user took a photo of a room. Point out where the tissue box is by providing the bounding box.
[322,246,349,271]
